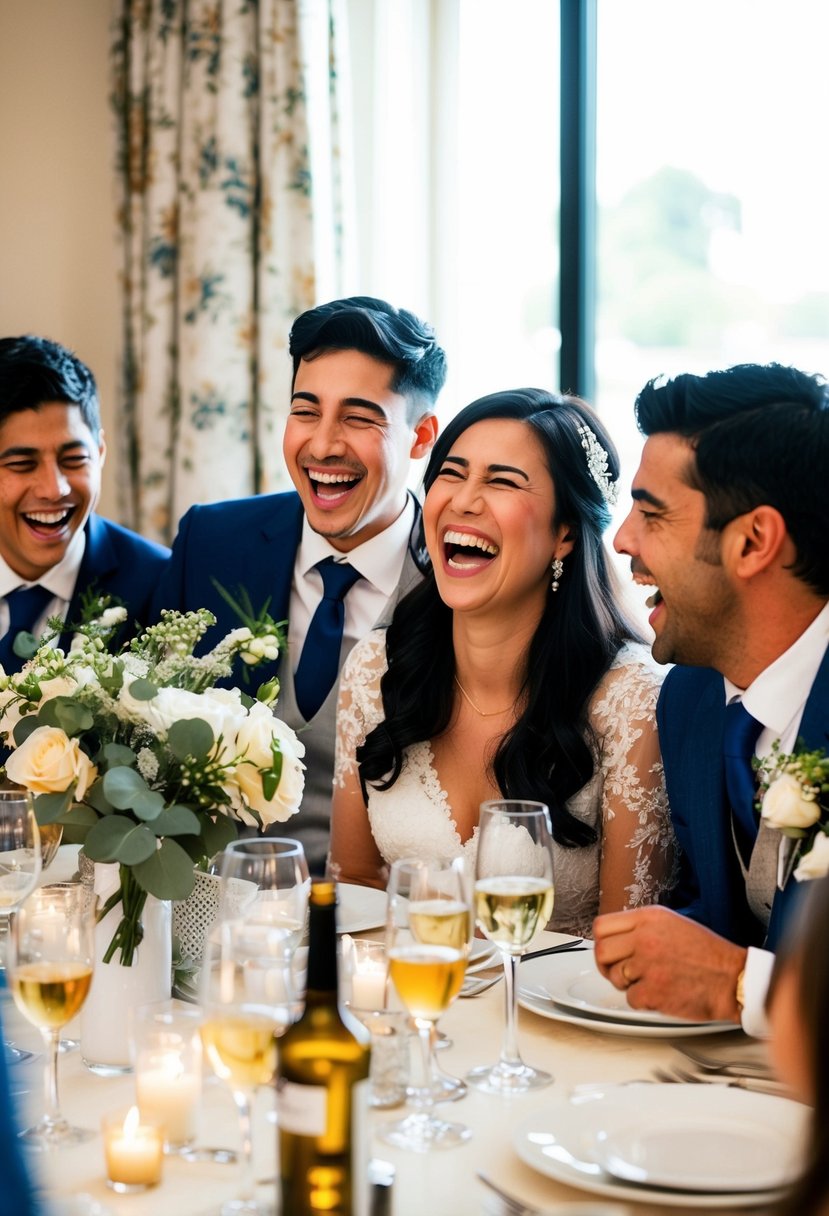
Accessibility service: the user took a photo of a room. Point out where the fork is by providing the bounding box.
[477,1173,542,1216]
[460,973,503,997]
[676,1043,774,1077]
[654,1064,791,1096]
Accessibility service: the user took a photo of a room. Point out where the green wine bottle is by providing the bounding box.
[278,881,371,1215]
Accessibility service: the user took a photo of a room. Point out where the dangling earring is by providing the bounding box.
[551,557,564,592]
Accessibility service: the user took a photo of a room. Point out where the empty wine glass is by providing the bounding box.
[0,787,42,1065]
[8,882,96,1147]
[380,856,472,1152]
[467,799,555,1094]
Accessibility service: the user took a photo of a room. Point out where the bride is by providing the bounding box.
[329,388,675,936]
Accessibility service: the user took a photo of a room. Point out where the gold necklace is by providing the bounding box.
[454,675,514,718]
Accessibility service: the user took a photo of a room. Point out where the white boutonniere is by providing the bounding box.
[757,743,829,883]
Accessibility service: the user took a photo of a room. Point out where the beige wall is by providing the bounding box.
[0,0,119,514]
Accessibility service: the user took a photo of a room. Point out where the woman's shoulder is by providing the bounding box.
[341,628,389,684]
[590,641,668,716]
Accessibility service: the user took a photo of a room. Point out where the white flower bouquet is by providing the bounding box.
[0,600,305,964]
[758,744,829,881]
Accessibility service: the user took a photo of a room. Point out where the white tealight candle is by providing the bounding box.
[351,964,387,1012]
[103,1106,164,1192]
[136,1052,202,1146]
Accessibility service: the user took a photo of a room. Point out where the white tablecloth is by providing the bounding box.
[9,850,780,1216]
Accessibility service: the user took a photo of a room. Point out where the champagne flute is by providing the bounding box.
[0,787,42,1064]
[467,799,555,1094]
[380,856,472,1152]
[200,916,295,1216]
[8,883,96,1147]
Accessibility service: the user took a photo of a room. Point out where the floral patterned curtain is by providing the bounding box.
[110,0,351,544]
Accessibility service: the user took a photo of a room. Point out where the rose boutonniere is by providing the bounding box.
[757,743,829,881]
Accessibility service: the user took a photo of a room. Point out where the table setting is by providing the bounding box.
[0,821,808,1216]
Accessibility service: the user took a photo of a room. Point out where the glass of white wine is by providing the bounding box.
[200,915,298,1215]
[468,799,555,1094]
[380,856,472,1152]
[8,882,96,1147]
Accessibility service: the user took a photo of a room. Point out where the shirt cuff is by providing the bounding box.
[739,946,774,1038]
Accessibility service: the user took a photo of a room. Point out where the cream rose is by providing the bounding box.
[232,704,306,826]
[794,832,829,881]
[6,725,98,799]
[118,683,243,748]
[761,773,822,831]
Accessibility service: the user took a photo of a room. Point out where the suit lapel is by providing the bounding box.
[61,516,116,644]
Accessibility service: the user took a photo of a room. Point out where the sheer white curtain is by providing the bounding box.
[111,0,353,544]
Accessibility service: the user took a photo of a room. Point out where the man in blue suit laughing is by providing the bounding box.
[0,337,169,676]
[153,297,445,872]
[593,362,829,1036]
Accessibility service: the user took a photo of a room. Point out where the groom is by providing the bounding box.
[593,362,829,1035]
[153,297,445,872]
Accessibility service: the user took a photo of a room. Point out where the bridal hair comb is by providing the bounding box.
[577,424,619,506]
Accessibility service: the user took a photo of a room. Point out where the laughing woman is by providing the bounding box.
[329,389,675,936]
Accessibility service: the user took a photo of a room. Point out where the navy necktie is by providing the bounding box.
[723,700,764,845]
[294,558,362,722]
[0,585,53,672]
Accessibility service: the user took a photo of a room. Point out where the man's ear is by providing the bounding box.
[410,413,438,459]
[98,429,107,467]
[727,505,788,578]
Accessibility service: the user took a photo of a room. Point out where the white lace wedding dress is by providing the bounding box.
[334,632,674,937]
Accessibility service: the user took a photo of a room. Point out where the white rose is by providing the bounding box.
[6,725,98,799]
[761,773,822,830]
[794,832,829,881]
[99,606,128,628]
[232,705,306,826]
[118,684,232,747]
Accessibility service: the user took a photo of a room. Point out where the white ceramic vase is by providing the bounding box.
[80,862,172,1074]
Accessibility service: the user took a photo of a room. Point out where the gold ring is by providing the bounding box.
[621,962,633,987]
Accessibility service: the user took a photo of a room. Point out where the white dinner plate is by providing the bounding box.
[553,968,703,1026]
[336,883,388,934]
[518,947,738,1037]
[513,1083,806,1208]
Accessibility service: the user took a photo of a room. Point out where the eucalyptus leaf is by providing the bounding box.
[57,804,99,828]
[132,838,197,900]
[167,717,215,761]
[126,678,158,701]
[131,790,165,821]
[13,715,44,747]
[102,742,136,768]
[84,815,157,865]
[33,789,74,825]
[200,812,239,859]
[103,766,150,809]
[85,779,115,816]
[38,696,94,736]
[150,805,200,837]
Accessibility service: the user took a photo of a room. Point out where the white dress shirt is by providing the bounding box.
[0,529,86,641]
[287,495,415,672]
[723,598,829,1035]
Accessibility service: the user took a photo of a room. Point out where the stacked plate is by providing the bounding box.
[518,944,738,1038]
[514,1082,806,1208]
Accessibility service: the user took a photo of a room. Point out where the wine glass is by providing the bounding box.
[217,838,310,961]
[0,787,42,1064]
[467,799,555,1094]
[380,856,472,1152]
[200,916,297,1216]
[8,882,96,1147]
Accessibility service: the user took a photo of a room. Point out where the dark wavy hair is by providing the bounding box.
[356,388,640,848]
[0,335,101,438]
[289,296,447,421]
[636,362,829,594]
[767,876,829,1216]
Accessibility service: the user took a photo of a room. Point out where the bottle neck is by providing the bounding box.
[305,881,339,997]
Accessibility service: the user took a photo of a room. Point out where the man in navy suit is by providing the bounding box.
[153,297,445,872]
[0,337,169,677]
[593,363,829,1035]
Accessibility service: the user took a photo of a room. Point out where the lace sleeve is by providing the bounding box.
[589,645,676,911]
[333,630,389,789]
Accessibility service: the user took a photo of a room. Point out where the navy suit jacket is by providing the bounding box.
[2,514,170,676]
[151,490,430,687]
[658,647,829,950]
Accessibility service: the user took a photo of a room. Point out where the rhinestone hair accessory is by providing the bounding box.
[577,424,619,506]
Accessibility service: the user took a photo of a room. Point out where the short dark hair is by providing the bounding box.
[288,296,446,418]
[635,363,829,594]
[0,335,101,438]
